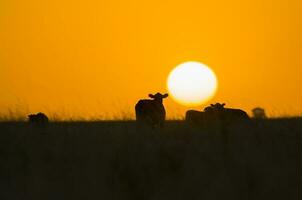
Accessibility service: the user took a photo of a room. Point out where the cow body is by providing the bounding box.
[28,112,49,124]
[186,103,249,126]
[135,93,168,127]
[214,108,249,121]
[185,110,206,125]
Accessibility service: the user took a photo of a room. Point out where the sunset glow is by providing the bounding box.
[167,62,217,106]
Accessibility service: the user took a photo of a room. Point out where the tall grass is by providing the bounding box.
[0,110,183,122]
[0,108,28,121]
[0,101,301,121]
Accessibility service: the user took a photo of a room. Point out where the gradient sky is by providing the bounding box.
[1,0,302,119]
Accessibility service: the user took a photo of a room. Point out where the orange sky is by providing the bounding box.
[1,0,302,119]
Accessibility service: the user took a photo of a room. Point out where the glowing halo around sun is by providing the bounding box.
[167,61,218,106]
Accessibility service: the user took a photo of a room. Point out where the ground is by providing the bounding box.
[0,119,302,200]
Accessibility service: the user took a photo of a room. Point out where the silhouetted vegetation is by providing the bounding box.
[1,119,302,200]
[252,107,267,119]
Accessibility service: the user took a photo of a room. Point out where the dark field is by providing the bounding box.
[1,119,302,200]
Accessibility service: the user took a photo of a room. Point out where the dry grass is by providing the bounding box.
[0,119,302,200]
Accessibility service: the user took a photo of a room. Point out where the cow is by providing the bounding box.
[185,110,207,125]
[135,93,168,127]
[185,103,249,126]
[28,112,49,125]
[206,103,249,120]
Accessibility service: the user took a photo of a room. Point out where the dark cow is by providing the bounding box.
[207,103,249,120]
[135,93,168,127]
[186,103,249,126]
[185,110,207,125]
[28,112,49,125]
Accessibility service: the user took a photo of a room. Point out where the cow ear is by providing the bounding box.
[211,104,214,106]
[162,93,168,98]
[149,94,155,98]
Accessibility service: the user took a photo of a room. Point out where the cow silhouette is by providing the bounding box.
[186,103,249,125]
[135,93,168,127]
[206,103,249,120]
[28,112,49,124]
[185,110,207,125]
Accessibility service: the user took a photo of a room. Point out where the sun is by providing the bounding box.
[167,61,218,106]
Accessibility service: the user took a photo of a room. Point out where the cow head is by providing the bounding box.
[210,103,226,111]
[149,93,168,103]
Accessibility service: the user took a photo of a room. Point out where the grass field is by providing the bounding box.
[1,119,302,200]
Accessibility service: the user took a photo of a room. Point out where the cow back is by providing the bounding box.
[185,110,205,124]
[135,99,166,127]
[223,108,249,120]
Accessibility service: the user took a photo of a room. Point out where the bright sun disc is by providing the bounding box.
[167,61,218,106]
